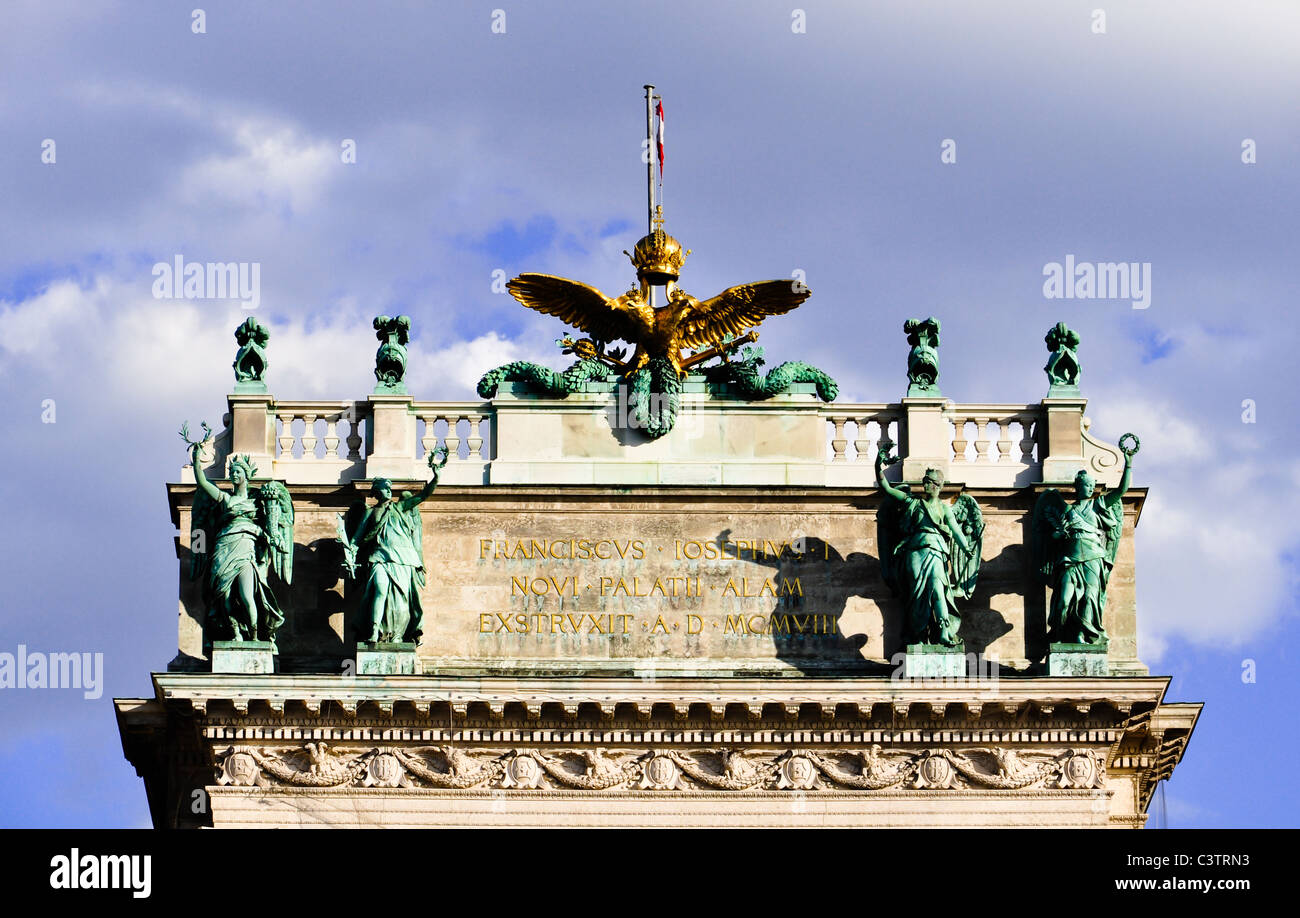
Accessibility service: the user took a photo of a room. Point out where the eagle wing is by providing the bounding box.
[506,274,650,344]
[675,280,810,350]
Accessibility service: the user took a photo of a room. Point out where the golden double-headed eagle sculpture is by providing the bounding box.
[506,220,810,376]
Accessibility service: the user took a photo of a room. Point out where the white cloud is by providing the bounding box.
[1090,394,1300,657]
[0,275,555,407]
[174,118,338,214]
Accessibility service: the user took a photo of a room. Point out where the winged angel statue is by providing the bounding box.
[184,424,294,651]
[874,448,984,647]
[478,222,836,437]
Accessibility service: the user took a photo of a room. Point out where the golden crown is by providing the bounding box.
[625,210,691,283]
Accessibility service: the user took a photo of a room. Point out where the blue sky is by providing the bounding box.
[0,0,1297,827]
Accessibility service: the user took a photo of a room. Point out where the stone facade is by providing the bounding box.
[116,385,1200,828]
[116,674,1196,828]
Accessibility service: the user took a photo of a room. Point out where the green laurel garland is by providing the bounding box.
[476,353,837,439]
[476,358,616,399]
[627,356,682,440]
[703,358,839,402]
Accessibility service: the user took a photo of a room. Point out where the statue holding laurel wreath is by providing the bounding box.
[337,447,448,644]
[182,421,295,652]
[1032,433,1140,645]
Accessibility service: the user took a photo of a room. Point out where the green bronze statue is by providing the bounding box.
[1044,322,1081,396]
[184,423,295,653]
[875,447,984,647]
[337,447,447,644]
[904,317,942,397]
[232,316,270,391]
[373,315,411,395]
[1032,435,1138,646]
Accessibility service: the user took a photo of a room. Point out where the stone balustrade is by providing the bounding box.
[943,404,1041,488]
[179,387,1121,489]
[274,401,366,463]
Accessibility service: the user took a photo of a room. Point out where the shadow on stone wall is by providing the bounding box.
[714,530,891,676]
[716,526,1033,678]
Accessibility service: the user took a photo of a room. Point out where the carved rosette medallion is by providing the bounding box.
[639,753,682,790]
[776,753,818,790]
[1056,750,1103,789]
[364,751,405,788]
[501,753,544,789]
[218,749,262,786]
[914,752,957,789]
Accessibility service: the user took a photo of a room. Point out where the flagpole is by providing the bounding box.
[643,84,655,236]
[644,84,656,308]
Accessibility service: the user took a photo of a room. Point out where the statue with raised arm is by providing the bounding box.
[1032,434,1138,645]
[875,447,984,647]
[183,422,294,653]
[337,447,448,644]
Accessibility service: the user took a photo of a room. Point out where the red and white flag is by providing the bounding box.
[655,98,665,176]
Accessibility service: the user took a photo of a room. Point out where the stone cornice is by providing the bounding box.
[145,673,1178,716]
[115,673,1199,825]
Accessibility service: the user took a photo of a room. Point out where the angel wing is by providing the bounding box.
[675,280,811,350]
[876,485,911,595]
[189,487,222,586]
[948,493,984,600]
[1030,489,1068,585]
[256,480,295,585]
[506,274,652,345]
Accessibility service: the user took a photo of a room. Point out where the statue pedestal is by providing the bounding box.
[210,641,276,674]
[1048,643,1109,676]
[356,642,419,675]
[903,644,967,678]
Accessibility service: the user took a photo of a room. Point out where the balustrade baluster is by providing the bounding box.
[300,414,318,456]
[420,414,439,459]
[346,414,363,460]
[467,414,484,459]
[830,417,847,462]
[1019,415,1037,462]
[972,416,990,463]
[445,416,464,458]
[323,414,341,458]
[996,418,1012,463]
[852,419,871,464]
[951,419,969,462]
[277,413,296,456]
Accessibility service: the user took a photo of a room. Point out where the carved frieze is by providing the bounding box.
[214,742,1106,793]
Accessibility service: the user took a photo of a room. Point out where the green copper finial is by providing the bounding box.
[232,316,270,393]
[373,315,411,395]
[1044,322,1081,397]
[904,317,941,397]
